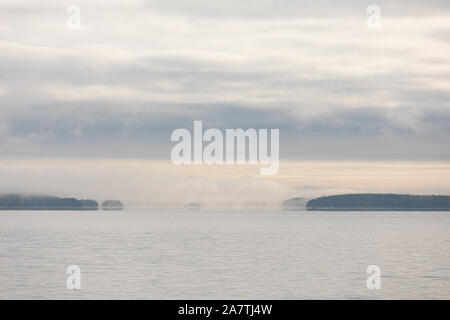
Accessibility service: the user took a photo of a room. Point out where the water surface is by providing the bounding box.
[0,210,448,299]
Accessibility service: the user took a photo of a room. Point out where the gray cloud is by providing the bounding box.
[145,0,450,18]
[1,101,449,161]
[0,0,449,162]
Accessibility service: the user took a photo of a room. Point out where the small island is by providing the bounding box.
[0,194,98,210]
[306,194,450,211]
[184,202,201,210]
[102,200,125,211]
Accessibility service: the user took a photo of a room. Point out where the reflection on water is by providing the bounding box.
[0,210,449,299]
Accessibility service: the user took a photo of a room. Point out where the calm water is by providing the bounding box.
[0,210,449,299]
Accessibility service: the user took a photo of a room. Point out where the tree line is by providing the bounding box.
[306,194,450,211]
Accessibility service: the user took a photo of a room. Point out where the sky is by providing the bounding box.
[0,1,449,208]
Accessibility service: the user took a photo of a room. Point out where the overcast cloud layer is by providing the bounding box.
[0,1,449,205]
[0,0,449,160]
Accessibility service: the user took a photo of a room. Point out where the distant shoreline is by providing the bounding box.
[0,194,124,211]
[306,208,450,211]
[306,194,450,211]
[0,207,98,210]
[283,193,450,211]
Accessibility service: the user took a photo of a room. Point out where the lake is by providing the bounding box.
[0,210,448,299]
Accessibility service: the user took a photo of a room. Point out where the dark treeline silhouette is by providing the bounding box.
[0,194,98,210]
[307,194,450,211]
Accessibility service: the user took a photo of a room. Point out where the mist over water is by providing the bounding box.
[1,210,448,299]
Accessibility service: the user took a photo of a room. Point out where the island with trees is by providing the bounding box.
[0,194,98,210]
[306,194,450,211]
[102,200,125,211]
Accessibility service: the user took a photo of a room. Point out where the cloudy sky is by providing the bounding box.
[0,1,449,207]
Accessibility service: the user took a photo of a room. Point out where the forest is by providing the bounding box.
[306,194,450,211]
